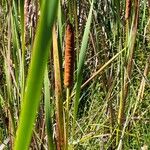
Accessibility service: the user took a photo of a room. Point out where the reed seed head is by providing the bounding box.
[64,23,74,88]
[125,0,131,20]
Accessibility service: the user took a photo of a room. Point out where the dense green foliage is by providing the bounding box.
[0,0,150,149]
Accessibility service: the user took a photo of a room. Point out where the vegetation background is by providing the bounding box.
[0,0,150,149]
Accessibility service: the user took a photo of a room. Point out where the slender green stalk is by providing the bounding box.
[65,88,70,150]
[44,67,55,150]
[73,0,79,62]
[72,0,94,137]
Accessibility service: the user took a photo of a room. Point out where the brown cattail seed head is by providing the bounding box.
[64,23,74,88]
[125,0,131,20]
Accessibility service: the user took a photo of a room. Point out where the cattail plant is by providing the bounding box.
[125,0,131,20]
[64,22,74,150]
[64,23,74,88]
[1,0,150,149]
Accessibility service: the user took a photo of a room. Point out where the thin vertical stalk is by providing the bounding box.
[53,25,65,150]
[44,67,55,150]
[5,1,16,148]
[65,88,70,150]
[73,0,79,63]
[117,0,139,146]
[133,55,150,114]
[20,0,25,98]
[58,0,63,50]
[72,1,94,138]
[63,22,74,149]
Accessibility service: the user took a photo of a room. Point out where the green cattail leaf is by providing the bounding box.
[44,67,55,150]
[73,0,94,136]
[14,1,58,150]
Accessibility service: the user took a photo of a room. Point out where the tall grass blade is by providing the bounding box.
[72,1,94,137]
[44,67,55,150]
[14,1,58,149]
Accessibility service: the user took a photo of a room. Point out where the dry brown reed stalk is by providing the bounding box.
[53,25,65,150]
[125,0,131,20]
[24,0,30,26]
[124,0,139,100]
[129,55,150,120]
[148,0,150,8]
[64,23,74,88]
[137,55,150,101]
[24,0,38,44]
[119,0,139,125]
[24,0,30,37]
[117,1,139,145]
[7,1,16,148]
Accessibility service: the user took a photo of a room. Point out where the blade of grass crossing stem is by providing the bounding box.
[72,1,94,137]
[14,1,58,150]
[44,67,55,150]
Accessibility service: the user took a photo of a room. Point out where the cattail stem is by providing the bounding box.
[65,88,70,150]
[64,22,74,149]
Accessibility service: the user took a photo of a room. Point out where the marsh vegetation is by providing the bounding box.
[0,0,150,149]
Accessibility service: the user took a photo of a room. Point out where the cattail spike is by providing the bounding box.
[64,23,74,88]
[125,0,131,20]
